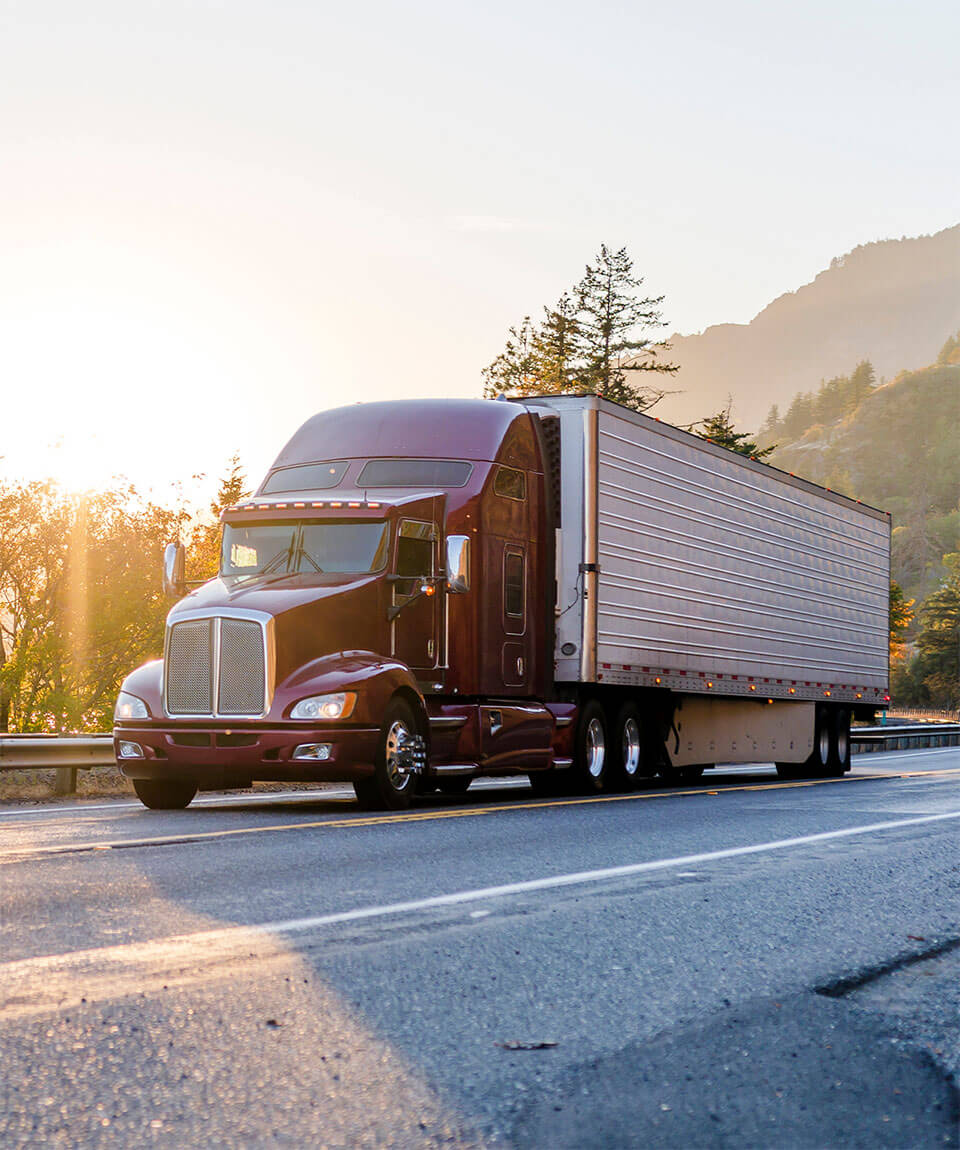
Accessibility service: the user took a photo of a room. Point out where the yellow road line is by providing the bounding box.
[3,767,960,863]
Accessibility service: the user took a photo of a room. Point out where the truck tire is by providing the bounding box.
[571,700,609,794]
[828,708,851,776]
[778,707,832,780]
[608,703,644,791]
[133,778,197,810]
[353,698,423,811]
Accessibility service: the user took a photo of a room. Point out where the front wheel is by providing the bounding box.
[353,698,424,811]
[133,778,197,810]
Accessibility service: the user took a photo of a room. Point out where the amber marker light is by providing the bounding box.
[789,688,796,694]
[329,501,342,507]
[655,677,661,685]
[348,501,361,508]
[368,502,381,508]
[706,682,713,688]
[824,690,831,697]
[423,585,436,597]
[749,684,756,691]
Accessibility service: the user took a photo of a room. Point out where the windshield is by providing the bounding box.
[221,521,389,577]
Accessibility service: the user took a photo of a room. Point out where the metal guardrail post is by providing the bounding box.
[54,766,78,796]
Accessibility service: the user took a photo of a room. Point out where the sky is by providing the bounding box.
[1,0,958,505]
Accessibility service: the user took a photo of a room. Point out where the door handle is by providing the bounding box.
[517,657,524,677]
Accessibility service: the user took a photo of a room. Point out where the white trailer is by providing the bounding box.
[525,395,890,779]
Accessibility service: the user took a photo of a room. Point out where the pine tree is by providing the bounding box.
[531,294,583,393]
[846,360,876,411]
[937,331,960,365]
[575,244,677,409]
[211,453,249,518]
[482,317,541,397]
[695,400,776,460]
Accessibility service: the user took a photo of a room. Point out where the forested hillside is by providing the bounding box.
[756,337,960,707]
[658,224,960,430]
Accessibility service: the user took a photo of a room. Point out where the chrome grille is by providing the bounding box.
[164,612,270,718]
[166,620,213,715]
[218,619,266,715]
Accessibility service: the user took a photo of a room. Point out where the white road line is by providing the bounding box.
[13,808,960,964]
[253,809,960,936]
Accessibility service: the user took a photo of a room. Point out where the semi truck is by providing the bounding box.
[114,395,891,810]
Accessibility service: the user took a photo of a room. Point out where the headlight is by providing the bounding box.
[115,691,149,721]
[290,692,357,721]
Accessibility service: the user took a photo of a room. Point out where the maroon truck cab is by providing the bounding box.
[114,399,573,810]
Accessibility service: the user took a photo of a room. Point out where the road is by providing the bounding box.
[1,748,958,1148]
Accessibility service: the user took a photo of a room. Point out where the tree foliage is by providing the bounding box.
[694,399,775,460]
[904,555,960,708]
[187,454,250,582]
[0,482,177,732]
[761,360,877,442]
[483,244,678,411]
[0,456,249,732]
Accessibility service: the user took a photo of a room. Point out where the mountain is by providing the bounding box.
[656,224,960,430]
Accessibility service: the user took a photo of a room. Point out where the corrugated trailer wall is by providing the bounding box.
[529,397,890,706]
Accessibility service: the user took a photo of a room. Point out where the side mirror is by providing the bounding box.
[445,535,470,594]
[162,541,187,599]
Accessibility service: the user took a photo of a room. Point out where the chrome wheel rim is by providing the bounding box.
[586,716,606,778]
[384,720,414,790]
[818,725,830,765]
[622,717,641,777]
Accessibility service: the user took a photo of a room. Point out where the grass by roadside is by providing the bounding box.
[0,764,136,805]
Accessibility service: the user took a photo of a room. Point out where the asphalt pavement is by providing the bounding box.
[1,748,958,1148]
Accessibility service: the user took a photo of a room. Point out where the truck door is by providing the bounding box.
[392,518,441,677]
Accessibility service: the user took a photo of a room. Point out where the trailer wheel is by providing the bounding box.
[608,703,644,791]
[133,778,197,810]
[571,700,609,793]
[353,698,423,811]
[828,708,851,776]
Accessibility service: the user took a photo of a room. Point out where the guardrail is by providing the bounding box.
[852,725,960,751]
[0,734,116,795]
[0,725,957,797]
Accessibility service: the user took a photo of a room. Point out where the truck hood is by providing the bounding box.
[169,573,389,684]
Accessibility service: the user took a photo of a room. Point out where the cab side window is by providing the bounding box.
[397,521,435,578]
[494,466,526,501]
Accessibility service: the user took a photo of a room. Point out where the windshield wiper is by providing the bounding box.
[294,545,324,573]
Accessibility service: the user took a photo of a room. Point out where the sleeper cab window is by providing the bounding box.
[504,550,525,617]
[494,466,526,501]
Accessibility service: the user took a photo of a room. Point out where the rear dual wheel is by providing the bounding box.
[777,707,850,779]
